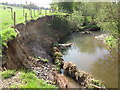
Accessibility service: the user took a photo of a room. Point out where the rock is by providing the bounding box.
[82,31,91,34]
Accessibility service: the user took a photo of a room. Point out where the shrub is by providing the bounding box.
[105,36,117,48]
[49,15,70,33]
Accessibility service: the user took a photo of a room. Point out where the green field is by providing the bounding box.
[0,4,67,46]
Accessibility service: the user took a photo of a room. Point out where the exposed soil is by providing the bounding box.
[1,16,71,88]
[1,16,106,88]
[2,16,63,69]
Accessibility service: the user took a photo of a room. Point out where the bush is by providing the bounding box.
[49,15,70,33]
[105,36,117,48]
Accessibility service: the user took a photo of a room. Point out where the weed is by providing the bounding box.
[44,59,49,63]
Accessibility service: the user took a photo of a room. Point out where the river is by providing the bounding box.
[60,31,118,88]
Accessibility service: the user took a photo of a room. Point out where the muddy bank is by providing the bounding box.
[1,15,106,88]
[1,15,77,88]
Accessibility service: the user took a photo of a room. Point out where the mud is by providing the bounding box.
[2,16,63,69]
[2,16,72,88]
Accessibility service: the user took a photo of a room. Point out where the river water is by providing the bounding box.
[60,31,118,88]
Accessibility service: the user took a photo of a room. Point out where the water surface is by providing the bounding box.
[60,31,118,88]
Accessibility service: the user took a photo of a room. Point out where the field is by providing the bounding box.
[0,4,66,46]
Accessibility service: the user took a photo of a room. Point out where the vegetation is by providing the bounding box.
[0,70,57,88]
[0,1,119,88]
[0,4,68,47]
[0,70,16,79]
[52,46,63,71]
[105,36,118,48]
[1,28,17,46]
[35,56,49,63]
[15,71,57,88]
[51,2,119,48]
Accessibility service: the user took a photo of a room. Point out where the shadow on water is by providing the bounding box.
[60,31,118,88]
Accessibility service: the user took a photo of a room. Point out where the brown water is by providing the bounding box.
[64,75,82,88]
[60,31,118,88]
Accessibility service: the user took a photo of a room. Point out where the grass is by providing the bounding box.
[0,70,16,79]
[1,27,17,46]
[0,4,67,47]
[35,56,49,63]
[10,70,57,88]
[0,69,57,88]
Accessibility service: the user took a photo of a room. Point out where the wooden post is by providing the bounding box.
[30,9,32,18]
[37,9,39,16]
[45,9,46,16]
[25,13,27,22]
[13,12,16,27]
[39,9,41,15]
[23,7,24,16]
[34,9,35,16]
[11,8,13,19]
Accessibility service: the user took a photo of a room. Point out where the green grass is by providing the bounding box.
[35,56,49,63]
[0,70,16,79]
[0,4,67,47]
[10,71,57,88]
[0,69,57,88]
[1,27,17,46]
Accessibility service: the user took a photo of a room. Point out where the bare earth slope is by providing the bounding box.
[2,16,62,69]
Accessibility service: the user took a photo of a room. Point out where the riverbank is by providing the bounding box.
[60,32,118,88]
[1,16,107,88]
[51,45,106,88]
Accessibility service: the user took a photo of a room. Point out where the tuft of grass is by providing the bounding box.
[35,56,49,63]
[0,70,16,79]
[1,28,17,46]
[43,59,49,63]
[12,71,57,88]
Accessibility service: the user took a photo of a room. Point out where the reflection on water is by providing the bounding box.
[91,50,118,88]
[61,32,118,88]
